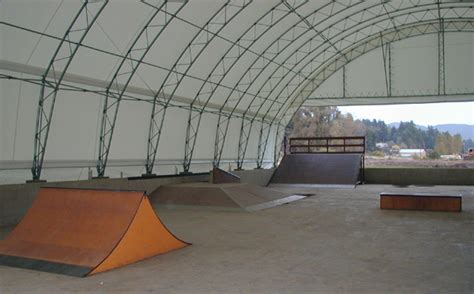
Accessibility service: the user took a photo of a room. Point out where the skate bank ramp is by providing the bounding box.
[271,154,363,185]
[151,183,305,212]
[0,187,188,277]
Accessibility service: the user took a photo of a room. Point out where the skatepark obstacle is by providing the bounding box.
[0,187,189,277]
[151,182,305,212]
[271,137,365,186]
[211,167,241,184]
[380,192,462,212]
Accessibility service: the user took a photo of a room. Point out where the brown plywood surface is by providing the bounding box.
[380,194,462,212]
[271,154,362,185]
[0,188,143,267]
[212,167,241,184]
[150,183,304,211]
[89,197,189,275]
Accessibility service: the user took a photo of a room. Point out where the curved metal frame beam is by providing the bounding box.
[31,0,108,180]
[144,0,252,175]
[271,6,474,122]
[236,3,473,169]
[270,19,474,166]
[243,6,473,168]
[211,0,369,168]
[96,0,187,177]
[181,0,310,173]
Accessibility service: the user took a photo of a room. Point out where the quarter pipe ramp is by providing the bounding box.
[270,154,363,185]
[0,187,189,277]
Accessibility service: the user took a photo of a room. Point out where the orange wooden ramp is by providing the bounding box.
[0,187,189,277]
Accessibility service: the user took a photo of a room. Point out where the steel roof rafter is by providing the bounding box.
[229,1,434,168]
[31,0,109,181]
[144,0,252,175]
[235,0,404,168]
[181,0,309,173]
[248,6,473,166]
[96,0,187,178]
[234,0,411,169]
[0,21,283,107]
[252,2,449,120]
[272,19,474,165]
[212,0,366,168]
[276,13,474,123]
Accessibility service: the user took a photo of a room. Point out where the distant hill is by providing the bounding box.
[388,122,427,130]
[435,124,474,140]
[388,122,474,140]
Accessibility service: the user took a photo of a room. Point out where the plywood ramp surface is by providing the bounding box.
[271,154,362,185]
[0,187,189,277]
[151,183,306,212]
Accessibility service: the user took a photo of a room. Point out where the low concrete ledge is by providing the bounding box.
[365,168,474,186]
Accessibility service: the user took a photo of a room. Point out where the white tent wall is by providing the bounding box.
[307,32,474,105]
[46,90,102,161]
[392,35,439,94]
[314,70,344,98]
[1,1,473,183]
[345,48,387,97]
[0,75,37,161]
[445,33,474,91]
[264,124,278,167]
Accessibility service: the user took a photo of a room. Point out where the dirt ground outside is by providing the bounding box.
[365,156,474,169]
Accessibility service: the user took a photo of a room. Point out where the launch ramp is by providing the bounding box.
[271,137,365,186]
[151,183,305,212]
[0,187,188,277]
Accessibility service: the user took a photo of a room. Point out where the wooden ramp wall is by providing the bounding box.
[271,154,363,185]
[0,187,189,277]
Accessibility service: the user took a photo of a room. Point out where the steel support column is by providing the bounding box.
[31,0,108,181]
[381,39,393,97]
[438,22,446,95]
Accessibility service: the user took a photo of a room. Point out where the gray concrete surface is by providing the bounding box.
[0,184,472,293]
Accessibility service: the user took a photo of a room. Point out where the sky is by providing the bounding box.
[339,102,474,126]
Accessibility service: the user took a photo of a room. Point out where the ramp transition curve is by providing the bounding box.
[0,187,189,277]
[271,154,363,185]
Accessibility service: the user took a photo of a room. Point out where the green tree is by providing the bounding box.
[435,132,450,154]
[452,134,463,154]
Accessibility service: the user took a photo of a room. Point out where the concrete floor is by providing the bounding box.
[0,184,473,293]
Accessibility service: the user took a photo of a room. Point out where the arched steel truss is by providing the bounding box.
[4,1,470,179]
[231,3,474,169]
[271,19,474,166]
[181,0,309,173]
[31,0,108,180]
[212,0,369,168]
[144,0,252,175]
[96,0,187,177]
